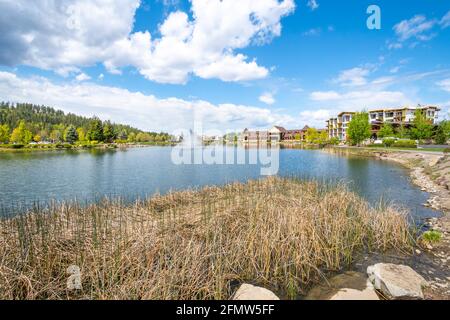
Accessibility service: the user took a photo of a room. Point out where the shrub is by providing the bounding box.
[394,140,417,148]
[382,138,396,147]
[421,230,442,244]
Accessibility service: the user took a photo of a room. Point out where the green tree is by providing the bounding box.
[10,121,33,144]
[103,121,116,143]
[0,124,10,143]
[136,132,152,142]
[50,129,62,143]
[305,128,319,144]
[328,137,340,145]
[318,131,328,144]
[410,109,433,140]
[127,132,136,143]
[347,112,371,146]
[396,124,410,139]
[76,127,86,142]
[118,129,128,141]
[378,123,394,138]
[38,130,49,142]
[87,117,104,142]
[434,120,450,144]
[64,125,79,144]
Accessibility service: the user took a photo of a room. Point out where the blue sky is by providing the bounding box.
[0,0,449,133]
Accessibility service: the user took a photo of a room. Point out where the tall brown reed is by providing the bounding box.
[0,177,414,300]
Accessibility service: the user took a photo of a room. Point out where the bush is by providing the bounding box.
[421,230,442,244]
[382,138,396,147]
[394,140,417,148]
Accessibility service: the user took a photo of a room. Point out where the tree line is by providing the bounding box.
[347,109,450,146]
[0,102,171,145]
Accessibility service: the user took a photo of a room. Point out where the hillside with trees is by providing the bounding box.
[0,102,172,146]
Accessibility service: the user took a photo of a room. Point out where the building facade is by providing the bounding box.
[326,105,440,141]
[240,126,313,143]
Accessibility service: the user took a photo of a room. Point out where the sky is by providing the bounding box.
[0,0,449,134]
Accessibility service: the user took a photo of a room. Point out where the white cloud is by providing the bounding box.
[195,54,268,82]
[437,78,450,92]
[393,15,436,42]
[387,42,403,50]
[259,92,276,105]
[307,0,319,11]
[0,71,298,132]
[75,73,91,82]
[310,91,341,101]
[334,67,371,87]
[299,109,330,128]
[302,28,321,36]
[390,66,401,74]
[310,90,411,111]
[440,10,450,29]
[0,0,295,84]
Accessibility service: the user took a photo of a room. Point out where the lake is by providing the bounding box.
[0,146,440,221]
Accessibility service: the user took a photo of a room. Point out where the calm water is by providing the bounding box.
[0,146,440,221]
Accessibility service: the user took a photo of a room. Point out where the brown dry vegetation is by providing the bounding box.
[0,177,414,300]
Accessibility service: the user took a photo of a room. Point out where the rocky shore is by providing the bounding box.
[326,147,450,299]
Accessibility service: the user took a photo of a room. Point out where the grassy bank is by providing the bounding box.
[0,142,174,153]
[0,177,414,300]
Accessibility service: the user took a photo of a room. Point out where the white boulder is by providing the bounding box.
[367,263,428,300]
[233,284,280,300]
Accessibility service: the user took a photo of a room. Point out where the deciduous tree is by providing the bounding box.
[347,112,371,146]
[10,121,32,144]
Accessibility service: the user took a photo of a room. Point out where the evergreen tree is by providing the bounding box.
[347,112,371,146]
[103,121,116,143]
[64,125,79,144]
[434,120,449,144]
[87,117,104,142]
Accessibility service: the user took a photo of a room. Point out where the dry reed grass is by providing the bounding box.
[0,177,414,300]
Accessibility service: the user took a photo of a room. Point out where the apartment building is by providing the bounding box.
[326,112,355,141]
[240,126,313,143]
[326,105,440,141]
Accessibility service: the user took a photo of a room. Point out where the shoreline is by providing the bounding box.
[0,142,175,153]
[325,146,450,299]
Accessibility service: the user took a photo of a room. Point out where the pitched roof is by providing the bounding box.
[273,126,287,132]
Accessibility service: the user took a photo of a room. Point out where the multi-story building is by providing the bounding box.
[240,126,317,143]
[326,105,440,141]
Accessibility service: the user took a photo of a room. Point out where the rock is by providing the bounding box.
[330,287,379,300]
[306,272,379,300]
[233,284,280,300]
[367,263,428,300]
[415,249,421,255]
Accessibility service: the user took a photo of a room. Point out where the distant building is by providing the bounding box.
[326,105,440,141]
[240,125,317,143]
